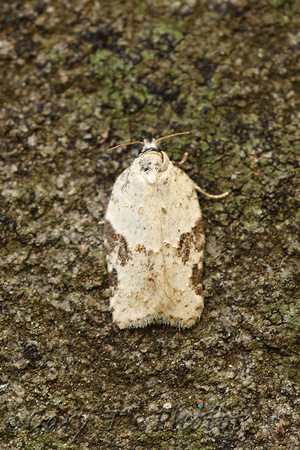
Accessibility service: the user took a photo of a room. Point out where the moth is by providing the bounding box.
[104,132,228,329]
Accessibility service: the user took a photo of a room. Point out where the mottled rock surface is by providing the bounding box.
[0,0,299,448]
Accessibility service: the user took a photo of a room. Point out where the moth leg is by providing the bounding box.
[194,183,229,199]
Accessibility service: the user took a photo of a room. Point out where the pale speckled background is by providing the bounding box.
[0,0,299,448]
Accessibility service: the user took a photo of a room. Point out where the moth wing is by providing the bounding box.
[157,165,205,328]
[104,163,169,328]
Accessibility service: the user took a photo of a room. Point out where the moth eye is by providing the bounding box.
[155,163,161,172]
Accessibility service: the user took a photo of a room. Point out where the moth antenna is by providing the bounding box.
[155,131,191,143]
[194,184,229,199]
[107,140,143,152]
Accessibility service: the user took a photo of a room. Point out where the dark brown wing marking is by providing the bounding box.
[104,220,132,266]
[190,264,203,296]
[177,218,204,263]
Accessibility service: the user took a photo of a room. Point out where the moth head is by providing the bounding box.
[138,140,170,184]
[107,132,190,185]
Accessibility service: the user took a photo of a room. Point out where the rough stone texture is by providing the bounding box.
[0,0,299,448]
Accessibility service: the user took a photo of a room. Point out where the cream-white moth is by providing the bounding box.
[104,132,228,329]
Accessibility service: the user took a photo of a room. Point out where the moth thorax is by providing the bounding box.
[138,151,169,178]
